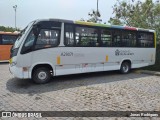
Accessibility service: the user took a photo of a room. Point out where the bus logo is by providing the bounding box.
[115,49,134,56]
[115,49,120,56]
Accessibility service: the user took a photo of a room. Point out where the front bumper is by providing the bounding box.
[9,65,29,79]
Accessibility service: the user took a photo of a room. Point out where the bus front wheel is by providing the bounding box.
[32,67,51,84]
[120,62,131,74]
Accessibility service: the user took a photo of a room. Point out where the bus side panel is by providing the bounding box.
[30,47,156,77]
[0,45,12,61]
[55,47,105,75]
[54,47,120,75]
[131,48,156,68]
[31,47,105,76]
[31,48,59,76]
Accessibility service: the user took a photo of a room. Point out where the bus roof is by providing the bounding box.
[0,31,19,35]
[74,21,155,33]
[35,18,155,33]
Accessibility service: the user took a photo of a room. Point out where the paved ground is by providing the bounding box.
[0,63,160,120]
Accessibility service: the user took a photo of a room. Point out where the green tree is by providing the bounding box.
[80,9,102,23]
[0,26,20,32]
[88,9,101,23]
[109,0,160,42]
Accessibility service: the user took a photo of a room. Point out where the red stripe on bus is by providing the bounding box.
[124,27,137,31]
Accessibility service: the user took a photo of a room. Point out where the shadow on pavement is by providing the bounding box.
[6,70,149,95]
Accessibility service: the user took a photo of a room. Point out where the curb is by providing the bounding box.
[135,70,160,76]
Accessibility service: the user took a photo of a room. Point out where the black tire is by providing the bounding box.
[32,67,51,84]
[120,62,131,74]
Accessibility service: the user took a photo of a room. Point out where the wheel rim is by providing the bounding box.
[122,64,129,73]
[38,71,47,80]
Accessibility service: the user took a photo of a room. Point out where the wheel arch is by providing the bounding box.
[120,59,132,69]
[30,63,54,79]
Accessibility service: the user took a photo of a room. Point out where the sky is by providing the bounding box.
[0,0,153,29]
[0,0,119,29]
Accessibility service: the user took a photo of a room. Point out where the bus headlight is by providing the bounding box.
[10,59,17,66]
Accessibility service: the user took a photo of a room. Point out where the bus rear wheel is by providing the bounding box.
[32,67,51,84]
[120,62,131,74]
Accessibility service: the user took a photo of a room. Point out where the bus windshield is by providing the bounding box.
[13,21,35,49]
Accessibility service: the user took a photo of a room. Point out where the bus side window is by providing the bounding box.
[121,32,136,47]
[138,33,154,47]
[64,24,75,46]
[75,26,98,47]
[35,29,59,49]
[24,31,35,47]
[21,31,35,54]
[113,31,121,47]
[101,29,112,47]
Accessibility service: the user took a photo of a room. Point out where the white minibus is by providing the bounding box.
[9,19,156,84]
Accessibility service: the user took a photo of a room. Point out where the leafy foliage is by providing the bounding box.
[109,0,160,71]
[80,9,102,23]
[88,9,102,23]
[109,0,160,42]
[0,26,20,32]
